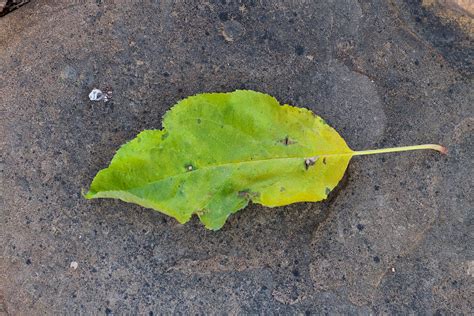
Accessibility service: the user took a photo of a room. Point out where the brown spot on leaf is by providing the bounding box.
[238,190,259,200]
[323,157,327,164]
[280,136,296,146]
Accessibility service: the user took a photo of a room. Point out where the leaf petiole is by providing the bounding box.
[353,144,447,156]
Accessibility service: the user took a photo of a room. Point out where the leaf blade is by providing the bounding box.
[86,90,353,229]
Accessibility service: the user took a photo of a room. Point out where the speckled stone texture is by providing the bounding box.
[1,0,472,314]
[0,0,29,16]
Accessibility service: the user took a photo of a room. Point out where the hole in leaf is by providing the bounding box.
[304,156,318,170]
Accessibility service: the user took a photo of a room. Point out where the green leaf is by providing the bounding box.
[85,90,446,230]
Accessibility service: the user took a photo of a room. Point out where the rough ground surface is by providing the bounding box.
[1,0,472,314]
[0,0,30,16]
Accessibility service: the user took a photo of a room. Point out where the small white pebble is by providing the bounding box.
[89,88,104,101]
[391,267,395,272]
[70,261,78,270]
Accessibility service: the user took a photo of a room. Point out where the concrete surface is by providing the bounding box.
[1,0,472,314]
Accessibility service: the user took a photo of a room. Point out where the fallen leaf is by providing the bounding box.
[85,90,445,230]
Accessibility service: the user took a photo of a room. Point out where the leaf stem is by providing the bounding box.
[353,144,447,156]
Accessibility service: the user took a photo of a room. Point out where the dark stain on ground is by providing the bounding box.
[397,0,473,76]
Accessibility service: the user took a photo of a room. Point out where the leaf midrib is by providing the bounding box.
[95,152,353,195]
